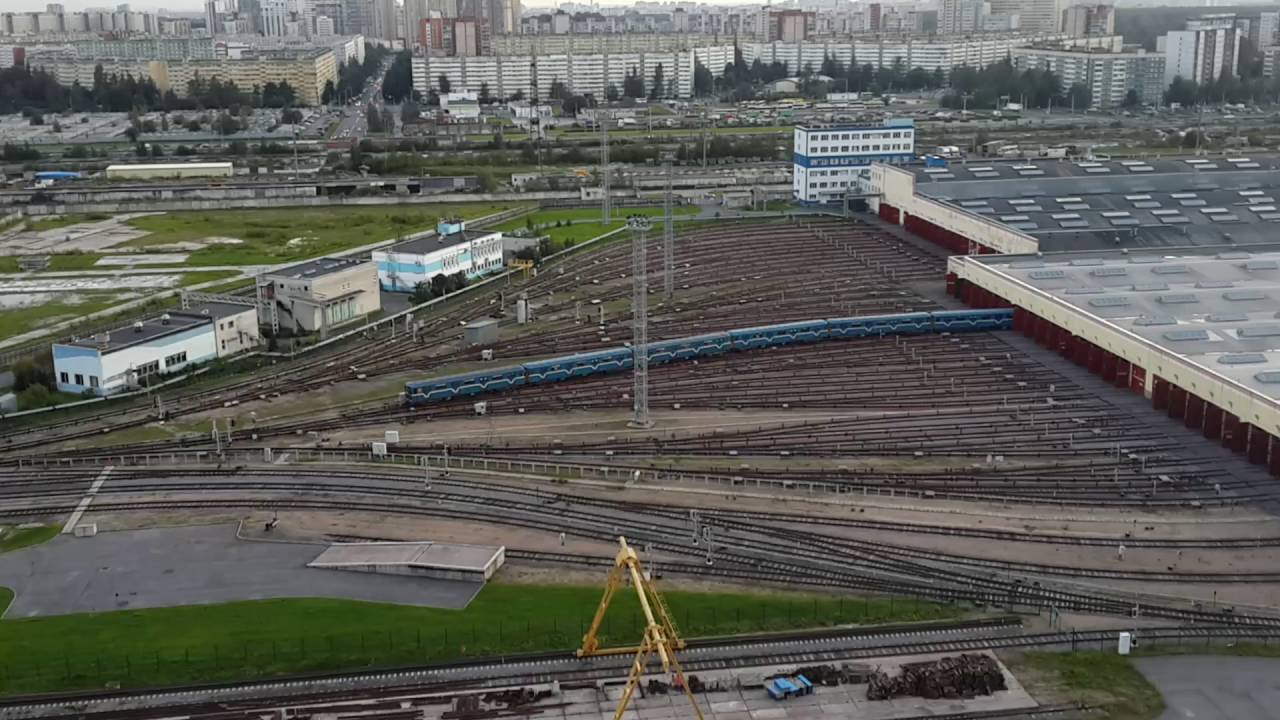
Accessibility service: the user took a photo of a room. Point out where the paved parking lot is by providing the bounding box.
[1136,656,1280,720]
[0,523,482,617]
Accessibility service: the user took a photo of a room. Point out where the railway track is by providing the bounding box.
[2,468,1276,626]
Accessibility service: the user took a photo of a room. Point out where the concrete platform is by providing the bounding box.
[309,541,505,582]
[416,650,1037,720]
[1136,655,1280,720]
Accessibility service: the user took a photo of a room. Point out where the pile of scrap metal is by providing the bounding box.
[443,688,558,718]
[867,654,1007,701]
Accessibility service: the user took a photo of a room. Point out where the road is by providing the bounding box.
[331,60,392,141]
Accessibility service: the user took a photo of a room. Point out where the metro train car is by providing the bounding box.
[728,320,828,350]
[648,332,733,365]
[405,366,527,402]
[826,312,932,338]
[524,348,632,384]
[931,308,1013,331]
[403,309,1015,408]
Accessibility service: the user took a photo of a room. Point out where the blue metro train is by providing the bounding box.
[403,308,1013,407]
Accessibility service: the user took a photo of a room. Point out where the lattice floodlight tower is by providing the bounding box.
[578,536,704,720]
[663,160,675,300]
[627,215,654,429]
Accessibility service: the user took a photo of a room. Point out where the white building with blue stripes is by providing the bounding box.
[372,221,504,293]
[792,119,916,203]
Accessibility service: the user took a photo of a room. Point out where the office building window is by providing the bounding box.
[137,360,160,376]
[75,374,84,385]
[89,376,99,388]
[164,351,187,368]
[60,371,69,383]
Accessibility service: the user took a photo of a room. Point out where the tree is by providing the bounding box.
[185,119,202,132]
[216,112,239,135]
[321,79,336,105]
[281,108,303,124]
[693,60,713,97]
[124,125,139,142]
[366,103,384,133]
[437,73,452,94]
[623,67,644,99]
[1164,75,1197,106]
[606,83,621,102]
[1066,82,1091,111]
[401,100,420,122]
[562,94,591,115]
[549,78,569,101]
[410,281,433,304]
[382,51,413,102]
[10,358,52,392]
[1122,89,1141,109]
[478,81,493,104]
[160,113,169,131]
[649,63,665,100]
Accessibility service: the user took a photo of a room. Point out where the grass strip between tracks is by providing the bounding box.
[0,525,59,555]
[0,580,957,697]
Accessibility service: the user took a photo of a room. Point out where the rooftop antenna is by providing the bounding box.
[627,215,653,429]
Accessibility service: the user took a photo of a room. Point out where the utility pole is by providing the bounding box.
[627,215,653,428]
[601,109,611,223]
[291,126,300,180]
[700,104,708,169]
[663,160,674,300]
[530,60,542,172]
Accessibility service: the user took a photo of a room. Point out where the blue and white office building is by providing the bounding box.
[372,220,504,292]
[792,119,916,203]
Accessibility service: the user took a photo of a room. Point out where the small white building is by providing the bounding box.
[104,162,234,180]
[372,220,503,292]
[260,257,380,334]
[53,311,217,396]
[187,301,261,356]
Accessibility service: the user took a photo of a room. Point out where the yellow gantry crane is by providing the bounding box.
[578,537,705,720]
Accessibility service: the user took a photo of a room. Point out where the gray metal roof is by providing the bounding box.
[389,229,496,256]
[63,311,212,354]
[915,156,1280,251]
[268,257,369,280]
[984,246,1280,399]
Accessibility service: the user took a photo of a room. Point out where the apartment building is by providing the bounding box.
[1011,45,1165,108]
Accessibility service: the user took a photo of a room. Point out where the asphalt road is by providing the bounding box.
[1136,655,1280,720]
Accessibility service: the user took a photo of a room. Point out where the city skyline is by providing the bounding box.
[4,0,801,12]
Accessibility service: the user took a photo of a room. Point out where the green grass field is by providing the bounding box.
[0,257,17,273]
[0,582,956,695]
[24,213,113,232]
[0,295,125,343]
[179,270,242,287]
[120,204,525,266]
[495,206,700,252]
[0,525,59,555]
[46,254,104,271]
[1015,652,1165,720]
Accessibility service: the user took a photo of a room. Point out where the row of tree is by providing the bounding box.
[0,63,317,116]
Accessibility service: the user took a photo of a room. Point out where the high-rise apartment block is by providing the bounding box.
[1158,14,1241,85]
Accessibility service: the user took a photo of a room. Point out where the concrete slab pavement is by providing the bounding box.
[0,523,483,618]
[1136,655,1280,720]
